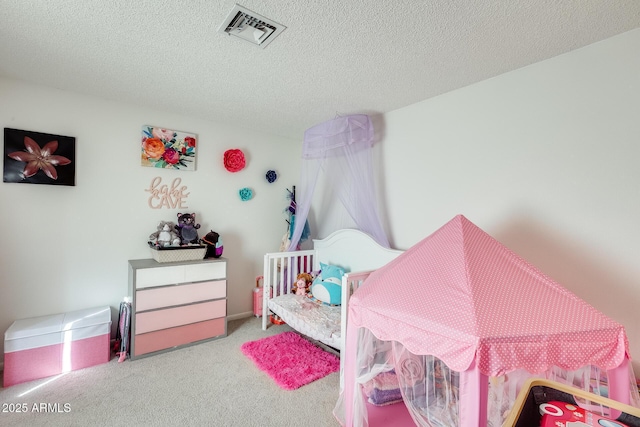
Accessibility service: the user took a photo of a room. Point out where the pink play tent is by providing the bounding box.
[336,215,638,426]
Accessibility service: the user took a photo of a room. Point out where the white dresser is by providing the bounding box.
[127,257,227,360]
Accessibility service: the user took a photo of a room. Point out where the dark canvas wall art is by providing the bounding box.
[3,128,76,186]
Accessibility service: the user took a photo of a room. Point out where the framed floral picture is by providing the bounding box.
[141,126,197,171]
[3,128,76,186]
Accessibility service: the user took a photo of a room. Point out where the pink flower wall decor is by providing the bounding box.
[3,128,75,186]
[141,125,197,171]
[223,148,245,172]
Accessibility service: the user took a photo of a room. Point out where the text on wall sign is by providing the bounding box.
[145,176,190,209]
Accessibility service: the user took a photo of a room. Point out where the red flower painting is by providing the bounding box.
[141,126,197,171]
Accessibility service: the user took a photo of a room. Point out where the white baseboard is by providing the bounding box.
[228,311,254,321]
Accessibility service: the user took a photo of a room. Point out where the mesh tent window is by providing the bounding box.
[287,114,389,251]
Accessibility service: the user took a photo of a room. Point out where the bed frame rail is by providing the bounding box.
[262,249,315,330]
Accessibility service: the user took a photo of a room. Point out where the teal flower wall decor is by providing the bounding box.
[239,187,253,201]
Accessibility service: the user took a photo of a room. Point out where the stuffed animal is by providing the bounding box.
[175,212,201,245]
[310,262,346,305]
[202,230,224,258]
[149,221,181,247]
[293,273,313,296]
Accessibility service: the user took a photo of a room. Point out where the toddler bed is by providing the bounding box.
[262,229,402,377]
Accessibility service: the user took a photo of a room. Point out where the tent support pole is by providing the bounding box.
[607,356,631,419]
[459,359,488,426]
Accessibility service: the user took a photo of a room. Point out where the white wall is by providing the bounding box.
[2,27,639,378]
[0,78,300,358]
[367,28,640,373]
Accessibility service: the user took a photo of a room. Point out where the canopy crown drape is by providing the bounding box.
[287,114,389,251]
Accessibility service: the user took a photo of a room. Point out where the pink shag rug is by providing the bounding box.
[241,331,340,390]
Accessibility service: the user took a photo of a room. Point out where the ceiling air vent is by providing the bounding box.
[218,4,286,49]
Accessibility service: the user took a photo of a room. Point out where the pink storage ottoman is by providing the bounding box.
[3,306,111,387]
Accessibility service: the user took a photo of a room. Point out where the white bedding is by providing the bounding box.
[267,294,342,349]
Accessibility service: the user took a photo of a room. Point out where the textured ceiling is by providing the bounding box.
[1,1,639,140]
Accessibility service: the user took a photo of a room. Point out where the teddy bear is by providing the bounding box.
[293,273,313,296]
[149,221,181,247]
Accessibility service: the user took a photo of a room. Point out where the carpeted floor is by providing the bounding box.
[0,317,342,427]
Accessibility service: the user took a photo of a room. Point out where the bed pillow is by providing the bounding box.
[311,263,346,305]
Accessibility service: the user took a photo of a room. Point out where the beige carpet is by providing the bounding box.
[0,317,342,426]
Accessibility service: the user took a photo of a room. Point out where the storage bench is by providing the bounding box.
[3,306,112,387]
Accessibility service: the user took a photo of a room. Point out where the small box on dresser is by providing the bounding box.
[128,257,227,360]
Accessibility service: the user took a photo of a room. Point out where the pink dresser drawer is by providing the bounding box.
[135,299,226,334]
[136,280,226,312]
[134,318,225,356]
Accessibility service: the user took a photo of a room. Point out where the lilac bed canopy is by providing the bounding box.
[287,114,389,251]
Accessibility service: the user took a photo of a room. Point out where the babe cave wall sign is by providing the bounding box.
[3,128,76,186]
[145,177,190,209]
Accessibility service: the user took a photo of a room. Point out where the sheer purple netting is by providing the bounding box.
[287,114,389,251]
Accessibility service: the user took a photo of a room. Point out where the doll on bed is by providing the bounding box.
[293,273,313,296]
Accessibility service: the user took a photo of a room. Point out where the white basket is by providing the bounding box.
[149,246,206,263]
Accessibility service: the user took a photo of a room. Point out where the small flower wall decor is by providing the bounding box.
[141,125,197,171]
[3,128,75,186]
[223,149,245,172]
[266,170,277,183]
[239,187,253,201]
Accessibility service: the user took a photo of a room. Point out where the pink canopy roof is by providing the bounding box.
[349,215,629,376]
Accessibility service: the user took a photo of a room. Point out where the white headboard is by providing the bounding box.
[313,229,402,273]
